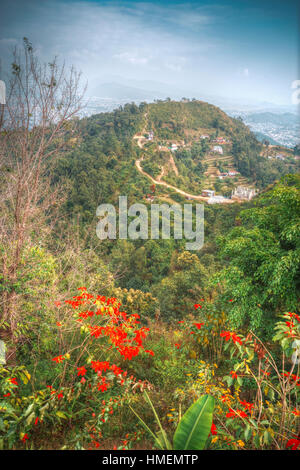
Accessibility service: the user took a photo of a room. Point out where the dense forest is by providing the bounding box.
[0,41,299,451]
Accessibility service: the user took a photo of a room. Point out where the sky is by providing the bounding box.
[0,0,299,106]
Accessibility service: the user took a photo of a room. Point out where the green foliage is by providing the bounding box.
[173,394,215,450]
[215,176,300,334]
[130,391,214,450]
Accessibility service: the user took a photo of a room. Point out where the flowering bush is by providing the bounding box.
[1,288,299,451]
[1,288,154,449]
[171,310,300,450]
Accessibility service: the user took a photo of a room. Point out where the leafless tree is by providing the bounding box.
[0,38,86,354]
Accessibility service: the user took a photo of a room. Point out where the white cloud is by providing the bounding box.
[0,0,294,105]
[113,52,149,65]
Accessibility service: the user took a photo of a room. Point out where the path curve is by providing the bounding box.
[133,114,234,204]
[135,159,235,203]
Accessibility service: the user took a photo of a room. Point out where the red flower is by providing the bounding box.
[210,422,217,435]
[21,434,29,443]
[194,304,202,309]
[220,331,242,345]
[57,392,64,400]
[77,366,87,377]
[231,333,243,345]
[221,395,231,404]
[193,322,204,330]
[286,438,300,450]
[145,349,154,356]
[91,361,110,373]
[34,417,39,426]
[240,399,254,412]
[230,371,238,379]
[52,355,65,363]
[10,377,18,386]
[283,372,300,386]
[226,408,248,419]
[220,331,231,341]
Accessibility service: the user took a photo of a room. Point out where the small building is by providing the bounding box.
[170,143,178,152]
[228,171,239,177]
[148,131,154,141]
[218,173,229,179]
[200,134,210,139]
[213,137,228,144]
[202,189,215,197]
[231,186,257,201]
[274,154,285,161]
[207,195,228,204]
[213,145,223,154]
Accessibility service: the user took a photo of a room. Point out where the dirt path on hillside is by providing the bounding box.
[135,158,234,203]
[133,113,234,204]
[169,154,179,176]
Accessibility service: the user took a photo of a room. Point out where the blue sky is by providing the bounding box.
[0,0,299,105]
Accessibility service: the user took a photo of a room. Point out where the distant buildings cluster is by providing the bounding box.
[213,145,223,154]
[268,153,285,161]
[231,186,257,201]
[218,171,239,179]
[213,137,229,144]
[201,186,258,202]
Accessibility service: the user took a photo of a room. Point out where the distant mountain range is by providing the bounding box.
[94,82,167,101]
[88,77,298,112]
[81,78,299,147]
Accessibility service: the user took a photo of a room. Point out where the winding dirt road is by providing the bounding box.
[133,116,234,204]
[135,158,210,201]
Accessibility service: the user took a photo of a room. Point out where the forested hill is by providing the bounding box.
[2,86,300,450]
[53,99,299,221]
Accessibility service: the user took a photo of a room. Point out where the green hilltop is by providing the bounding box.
[54,99,300,220]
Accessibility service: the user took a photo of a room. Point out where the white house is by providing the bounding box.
[202,189,215,197]
[274,154,285,161]
[231,186,257,201]
[213,145,223,154]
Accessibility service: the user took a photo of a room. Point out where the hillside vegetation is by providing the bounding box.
[0,44,299,451]
[54,100,300,218]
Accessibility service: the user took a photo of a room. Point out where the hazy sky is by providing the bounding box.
[0,0,299,105]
